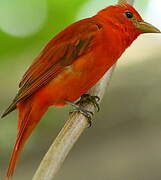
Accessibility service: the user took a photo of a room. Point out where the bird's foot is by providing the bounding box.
[65,100,93,127]
[76,94,100,112]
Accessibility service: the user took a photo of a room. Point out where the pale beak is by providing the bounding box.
[137,21,161,33]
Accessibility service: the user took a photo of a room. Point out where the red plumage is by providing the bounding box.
[1,3,159,179]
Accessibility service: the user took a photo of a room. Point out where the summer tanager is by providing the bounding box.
[1,3,160,179]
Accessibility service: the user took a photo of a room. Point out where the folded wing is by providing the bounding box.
[1,20,102,118]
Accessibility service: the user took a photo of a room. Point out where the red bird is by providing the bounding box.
[1,3,160,179]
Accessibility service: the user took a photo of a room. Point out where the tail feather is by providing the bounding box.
[6,101,48,179]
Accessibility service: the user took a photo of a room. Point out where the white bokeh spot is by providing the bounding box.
[146,0,161,30]
[0,0,48,37]
[76,0,113,20]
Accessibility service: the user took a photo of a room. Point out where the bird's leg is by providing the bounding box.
[76,94,100,112]
[65,100,94,127]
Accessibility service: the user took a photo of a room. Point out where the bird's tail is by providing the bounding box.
[6,100,48,179]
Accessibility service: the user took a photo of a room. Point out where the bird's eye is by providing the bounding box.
[125,11,133,19]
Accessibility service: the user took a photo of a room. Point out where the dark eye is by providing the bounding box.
[125,11,133,19]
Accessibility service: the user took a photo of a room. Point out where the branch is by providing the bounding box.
[32,1,134,180]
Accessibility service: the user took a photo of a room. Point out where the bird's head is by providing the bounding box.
[97,3,160,36]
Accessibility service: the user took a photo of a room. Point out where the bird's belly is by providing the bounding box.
[36,70,100,106]
[35,50,115,107]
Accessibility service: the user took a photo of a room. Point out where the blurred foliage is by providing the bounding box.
[0,0,161,180]
[0,0,87,56]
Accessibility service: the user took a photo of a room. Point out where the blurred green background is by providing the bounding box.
[1,0,161,179]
